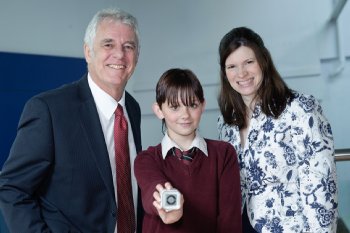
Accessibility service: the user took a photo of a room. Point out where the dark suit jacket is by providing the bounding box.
[0,75,143,233]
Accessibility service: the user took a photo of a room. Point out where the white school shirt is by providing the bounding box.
[161,131,208,158]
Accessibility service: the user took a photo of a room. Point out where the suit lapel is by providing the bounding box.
[77,77,116,204]
[125,93,142,153]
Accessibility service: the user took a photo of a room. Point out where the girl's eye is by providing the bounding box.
[169,105,178,110]
[190,103,199,108]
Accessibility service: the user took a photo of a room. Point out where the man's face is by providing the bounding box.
[84,19,138,98]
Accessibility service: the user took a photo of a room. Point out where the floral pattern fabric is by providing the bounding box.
[218,92,338,233]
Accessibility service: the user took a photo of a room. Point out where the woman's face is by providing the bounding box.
[224,46,263,105]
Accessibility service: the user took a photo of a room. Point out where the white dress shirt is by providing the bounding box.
[88,74,138,232]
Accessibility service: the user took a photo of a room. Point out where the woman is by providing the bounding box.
[217,27,338,232]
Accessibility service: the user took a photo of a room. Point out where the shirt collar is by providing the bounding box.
[161,131,208,159]
[88,73,126,120]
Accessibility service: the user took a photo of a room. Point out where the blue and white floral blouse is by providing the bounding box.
[218,92,338,233]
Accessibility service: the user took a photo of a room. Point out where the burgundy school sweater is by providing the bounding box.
[134,139,242,233]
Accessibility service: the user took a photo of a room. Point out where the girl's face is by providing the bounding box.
[153,96,205,143]
[224,46,263,105]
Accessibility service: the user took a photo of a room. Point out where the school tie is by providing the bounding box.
[172,147,196,165]
[114,105,135,233]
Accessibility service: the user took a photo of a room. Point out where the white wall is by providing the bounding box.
[0,0,139,58]
[129,0,350,151]
[1,0,348,148]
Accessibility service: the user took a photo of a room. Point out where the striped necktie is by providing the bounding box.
[114,105,135,233]
[172,147,196,165]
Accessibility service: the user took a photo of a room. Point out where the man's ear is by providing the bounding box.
[83,43,92,63]
[152,103,164,120]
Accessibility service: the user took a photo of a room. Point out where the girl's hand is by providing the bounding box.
[153,182,184,224]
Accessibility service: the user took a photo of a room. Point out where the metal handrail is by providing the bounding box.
[335,148,350,162]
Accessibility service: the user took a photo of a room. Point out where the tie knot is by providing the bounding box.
[172,147,196,164]
[115,105,124,116]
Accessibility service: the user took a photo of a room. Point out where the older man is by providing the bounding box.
[0,8,143,233]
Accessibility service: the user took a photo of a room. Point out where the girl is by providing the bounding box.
[135,68,242,232]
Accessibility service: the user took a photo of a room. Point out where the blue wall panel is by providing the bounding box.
[0,52,86,168]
